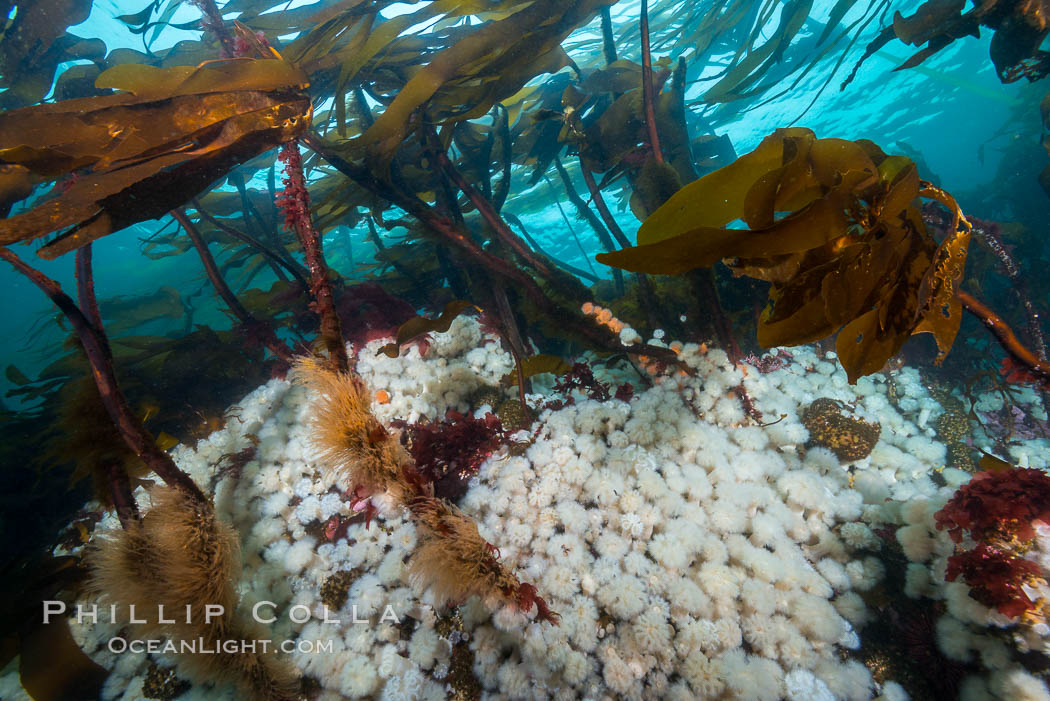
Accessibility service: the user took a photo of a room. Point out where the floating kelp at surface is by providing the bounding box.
[0,57,311,258]
[598,127,973,383]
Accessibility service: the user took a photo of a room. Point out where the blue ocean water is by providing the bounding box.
[0,0,1034,396]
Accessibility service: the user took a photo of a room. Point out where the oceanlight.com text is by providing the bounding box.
[106,637,335,655]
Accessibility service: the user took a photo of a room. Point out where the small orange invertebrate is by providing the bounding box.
[375,389,391,404]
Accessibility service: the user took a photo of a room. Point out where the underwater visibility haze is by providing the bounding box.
[4,0,1050,699]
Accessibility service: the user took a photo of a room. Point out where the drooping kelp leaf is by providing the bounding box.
[377,300,479,358]
[579,59,645,94]
[5,364,33,386]
[912,184,971,362]
[0,164,40,217]
[978,453,1015,473]
[567,54,698,206]
[634,127,815,246]
[642,0,876,119]
[701,0,813,103]
[0,58,311,259]
[52,63,107,101]
[97,286,188,336]
[501,353,572,385]
[630,156,683,220]
[115,0,201,50]
[655,58,699,186]
[233,280,307,323]
[287,0,556,137]
[598,128,973,382]
[574,65,671,174]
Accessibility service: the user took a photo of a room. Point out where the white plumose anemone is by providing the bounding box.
[53,317,1050,701]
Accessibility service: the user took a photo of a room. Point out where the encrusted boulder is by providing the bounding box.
[802,397,881,461]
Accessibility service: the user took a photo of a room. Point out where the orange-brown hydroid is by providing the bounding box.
[291,354,413,499]
[407,496,520,604]
[408,496,559,623]
[293,355,558,623]
[87,486,298,700]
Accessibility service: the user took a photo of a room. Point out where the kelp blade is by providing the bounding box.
[598,129,971,383]
[0,58,312,258]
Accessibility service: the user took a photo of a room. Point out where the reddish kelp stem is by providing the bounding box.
[959,290,1050,385]
[489,280,532,418]
[436,150,554,279]
[551,156,622,294]
[172,209,294,366]
[972,218,1047,361]
[193,200,310,292]
[104,458,139,527]
[277,142,349,373]
[579,161,632,249]
[640,0,663,164]
[1,246,207,505]
[74,243,111,361]
[78,245,138,525]
[690,269,742,361]
[577,158,664,330]
[599,6,618,66]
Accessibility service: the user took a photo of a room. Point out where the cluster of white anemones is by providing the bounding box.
[10,315,1050,701]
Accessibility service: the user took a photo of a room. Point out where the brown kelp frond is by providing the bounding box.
[598,128,973,384]
[377,300,479,359]
[46,376,150,507]
[0,58,311,259]
[408,496,558,624]
[87,486,297,700]
[291,354,410,495]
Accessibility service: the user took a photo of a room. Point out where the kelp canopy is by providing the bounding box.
[1,0,1049,589]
